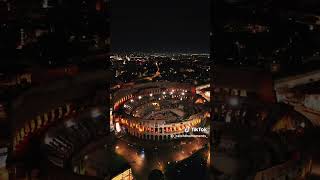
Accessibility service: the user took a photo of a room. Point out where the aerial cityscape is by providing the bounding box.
[0,0,212,179]
[110,0,211,178]
[110,53,211,179]
[211,0,320,179]
[0,0,111,179]
[0,0,320,180]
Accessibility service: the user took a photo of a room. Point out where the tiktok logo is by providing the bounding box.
[184,127,190,133]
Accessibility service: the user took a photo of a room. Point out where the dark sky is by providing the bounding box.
[111,0,210,53]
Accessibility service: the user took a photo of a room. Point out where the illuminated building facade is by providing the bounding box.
[112,82,208,141]
[111,168,133,180]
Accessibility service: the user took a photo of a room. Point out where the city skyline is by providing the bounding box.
[0,0,320,180]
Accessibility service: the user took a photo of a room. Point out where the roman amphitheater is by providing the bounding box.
[112,82,209,141]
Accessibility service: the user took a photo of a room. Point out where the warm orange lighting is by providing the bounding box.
[112,168,133,180]
[25,123,30,134]
[96,0,102,11]
[204,112,210,118]
[195,98,204,104]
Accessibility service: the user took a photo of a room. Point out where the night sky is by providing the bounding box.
[111,0,210,53]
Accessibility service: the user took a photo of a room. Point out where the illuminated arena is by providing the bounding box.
[112,82,209,141]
